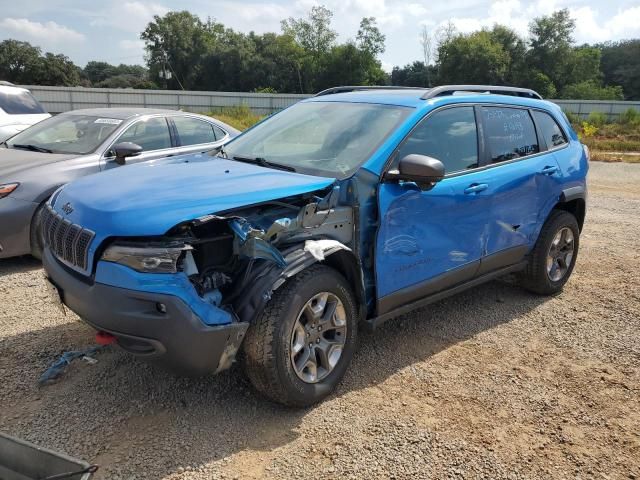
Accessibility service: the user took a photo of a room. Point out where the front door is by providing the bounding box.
[100,116,175,170]
[375,106,490,316]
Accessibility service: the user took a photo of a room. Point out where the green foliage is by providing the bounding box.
[438,30,510,84]
[600,40,640,100]
[527,9,576,91]
[619,108,640,126]
[587,111,607,127]
[0,6,637,99]
[580,121,598,137]
[209,105,262,131]
[140,11,221,90]
[281,6,337,58]
[357,17,386,56]
[561,81,623,100]
[562,109,580,125]
[0,40,81,86]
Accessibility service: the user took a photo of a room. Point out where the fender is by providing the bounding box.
[232,240,365,325]
[560,184,586,203]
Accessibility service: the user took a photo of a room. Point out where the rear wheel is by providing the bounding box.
[519,210,580,295]
[242,265,358,407]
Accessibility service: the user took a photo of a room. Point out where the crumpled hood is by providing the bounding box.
[0,148,78,179]
[52,156,336,237]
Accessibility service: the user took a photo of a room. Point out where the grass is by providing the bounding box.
[207,105,264,131]
[574,121,640,163]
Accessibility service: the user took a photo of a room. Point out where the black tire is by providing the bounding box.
[519,210,580,295]
[30,203,46,260]
[242,264,358,407]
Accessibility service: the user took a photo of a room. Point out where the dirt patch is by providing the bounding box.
[1,161,638,479]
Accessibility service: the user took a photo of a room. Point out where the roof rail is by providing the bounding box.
[421,85,542,100]
[314,86,427,97]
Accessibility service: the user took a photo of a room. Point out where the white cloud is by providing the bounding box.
[0,18,84,43]
[438,0,640,45]
[119,39,145,50]
[91,1,169,32]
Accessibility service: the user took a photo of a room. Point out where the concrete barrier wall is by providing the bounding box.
[21,85,640,120]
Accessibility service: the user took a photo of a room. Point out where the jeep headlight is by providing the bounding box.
[102,242,190,273]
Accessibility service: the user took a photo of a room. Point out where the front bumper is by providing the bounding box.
[43,248,248,375]
[0,197,38,258]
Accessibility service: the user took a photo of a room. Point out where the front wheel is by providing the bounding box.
[30,203,46,260]
[242,265,358,407]
[519,210,580,295]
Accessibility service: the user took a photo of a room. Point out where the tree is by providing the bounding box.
[600,40,640,100]
[0,40,43,84]
[488,25,527,85]
[419,26,434,86]
[141,11,221,90]
[281,6,337,59]
[527,9,575,91]
[357,17,385,57]
[437,30,510,84]
[560,80,623,100]
[84,61,118,84]
[391,61,433,87]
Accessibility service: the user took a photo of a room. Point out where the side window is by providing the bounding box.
[397,106,478,174]
[172,117,217,146]
[533,110,567,149]
[213,125,227,140]
[117,117,171,152]
[481,107,539,163]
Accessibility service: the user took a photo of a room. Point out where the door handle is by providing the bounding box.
[541,165,560,175]
[464,183,489,194]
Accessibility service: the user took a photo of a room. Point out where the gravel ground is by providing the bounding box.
[1,161,639,479]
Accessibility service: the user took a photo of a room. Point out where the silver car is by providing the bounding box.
[0,108,240,259]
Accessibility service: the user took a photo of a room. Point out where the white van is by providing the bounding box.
[0,82,51,142]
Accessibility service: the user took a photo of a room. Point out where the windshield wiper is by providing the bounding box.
[232,155,296,172]
[11,144,54,153]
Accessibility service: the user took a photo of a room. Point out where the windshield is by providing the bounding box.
[6,114,123,154]
[223,101,411,178]
[0,89,46,115]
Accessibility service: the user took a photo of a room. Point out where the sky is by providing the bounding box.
[1,0,639,72]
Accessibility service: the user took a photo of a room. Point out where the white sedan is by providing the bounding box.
[0,82,51,142]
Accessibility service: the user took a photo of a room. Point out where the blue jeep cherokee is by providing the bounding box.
[43,85,588,406]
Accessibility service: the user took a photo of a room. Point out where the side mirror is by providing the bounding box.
[112,142,142,165]
[385,154,445,188]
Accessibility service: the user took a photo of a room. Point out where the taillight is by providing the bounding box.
[582,144,590,162]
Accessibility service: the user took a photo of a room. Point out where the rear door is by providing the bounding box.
[375,105,491,315]
[475,105,564,274]
[100,116,174,170]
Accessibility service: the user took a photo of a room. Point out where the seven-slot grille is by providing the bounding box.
[42,205,95,271]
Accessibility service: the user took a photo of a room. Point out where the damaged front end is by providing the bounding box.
[99,185,358,374]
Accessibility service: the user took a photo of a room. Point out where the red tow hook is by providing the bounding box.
[95,331,117,345]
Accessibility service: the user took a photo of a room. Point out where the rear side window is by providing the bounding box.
[213,125,227,140]
[0,90,46,114]
[397,106,479,174]
[481,107,539,163]
[533,110,567,149]
[172,116,217,146]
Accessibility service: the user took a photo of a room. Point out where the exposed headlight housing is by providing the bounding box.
[0,183,19,199]
[102,241,190,273]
